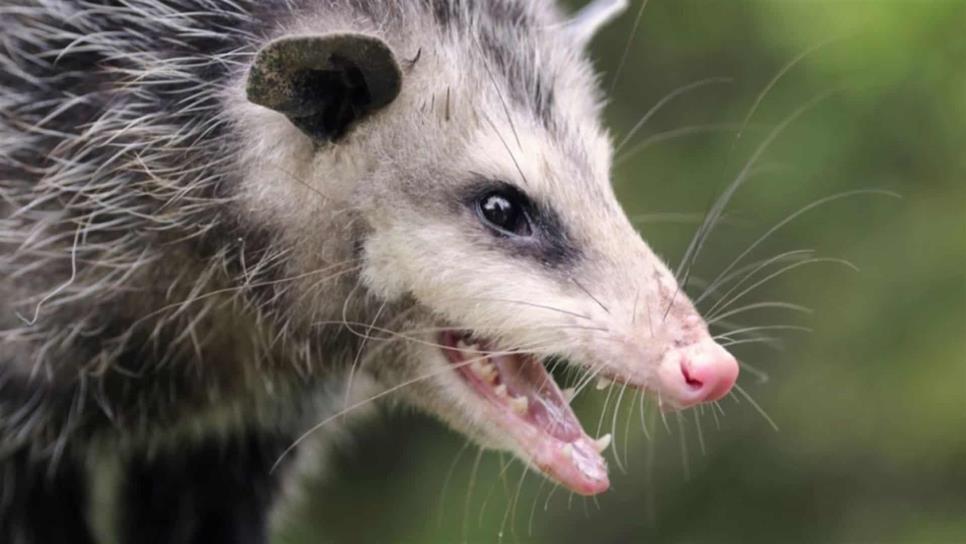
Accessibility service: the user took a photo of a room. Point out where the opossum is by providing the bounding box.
[0,0,739,542]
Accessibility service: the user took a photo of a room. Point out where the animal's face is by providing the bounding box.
[240,1,737,496]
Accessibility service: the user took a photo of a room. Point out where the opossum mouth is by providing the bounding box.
[439,331,610,496]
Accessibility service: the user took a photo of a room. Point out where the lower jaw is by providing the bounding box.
[439,331,610,495]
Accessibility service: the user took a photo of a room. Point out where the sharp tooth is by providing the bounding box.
[509,395,529,416]
[494,384,508,397]
[593,433,612,453]
[468,357,498,382]
[561,443,574,459]
[595,377,612,390]
[480,363,498,382]
[562,387,576,402]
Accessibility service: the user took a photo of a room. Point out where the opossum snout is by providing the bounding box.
[656,338,739,409]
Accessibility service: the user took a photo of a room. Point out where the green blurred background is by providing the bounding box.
[277,1,966,542]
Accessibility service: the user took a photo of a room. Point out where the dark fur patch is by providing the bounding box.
[464,179,581,269]
[0,449,96,543]
[119,431,291,544]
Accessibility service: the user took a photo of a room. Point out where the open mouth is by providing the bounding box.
[439,331,611,495]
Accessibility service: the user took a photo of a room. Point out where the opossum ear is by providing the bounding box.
[566,0,629,46]
[246,33,402,141]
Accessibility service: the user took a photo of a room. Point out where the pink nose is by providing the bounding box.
[661,339,739,408]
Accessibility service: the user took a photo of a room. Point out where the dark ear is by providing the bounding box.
[246,33,402,141]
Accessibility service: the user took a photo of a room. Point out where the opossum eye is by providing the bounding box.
[477,189,533,237]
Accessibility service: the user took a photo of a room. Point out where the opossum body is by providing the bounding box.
[0,0,739,542]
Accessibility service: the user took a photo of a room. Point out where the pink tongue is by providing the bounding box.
[490,354,610,495]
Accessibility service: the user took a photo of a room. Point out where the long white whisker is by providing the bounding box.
[706,257,858,320]
[696,249,815,306]
[436,440,471,529]
[702,189,900,301]
[676,412,690,480]
[734,36,844,146]
[609,380,630,473]
[608,0,650,93]
[732,383,779,431]
[713,324,813,340]
[707,301,813,325]
[462,447,486,543]
[616,76,733,152]
[616,123,749,167]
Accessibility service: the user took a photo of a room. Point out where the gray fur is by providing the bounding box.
[0,0,731,541]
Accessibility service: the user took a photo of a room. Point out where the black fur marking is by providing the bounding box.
[0,449,96,544]
[464,179,581,269]
[119,431,291,544]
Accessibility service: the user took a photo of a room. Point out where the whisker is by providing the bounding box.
[702,189,900,303]
[638,387,651,439]
[476,40,522,150]
[447,296,593,321]
[734,36,844,147]
[462,447,486,543]
[480,454,516,528]
[732,383,779,431]
[502,461,529,542]
[343,299,389,414]
[676,412,690,480]
[311,320,608,351]
[707,301,813,326]
[527,477,549,537]
[658,394,670,433]
[720,337,781,349]
[706,257,858,321]
[616,76,733,152]
[609,380,630,473]
[712,324,813,340]
[629,210,747,227]
[736,360,770,384]
[543,481,561,512]
[622,388,641,467]
[615,123,750,167]
[436,439,471,529]
[608,0,650,93]
[695,249,816,307]
[483,112,530,188]
[693,409,707,456]
[571,277,609,314]
[670,90,843,319]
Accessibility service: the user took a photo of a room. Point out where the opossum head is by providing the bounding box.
[238,0,737,495]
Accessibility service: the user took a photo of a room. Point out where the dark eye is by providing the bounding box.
[476,189,533,237]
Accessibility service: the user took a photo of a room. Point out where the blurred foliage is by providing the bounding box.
[276,1,966,542]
